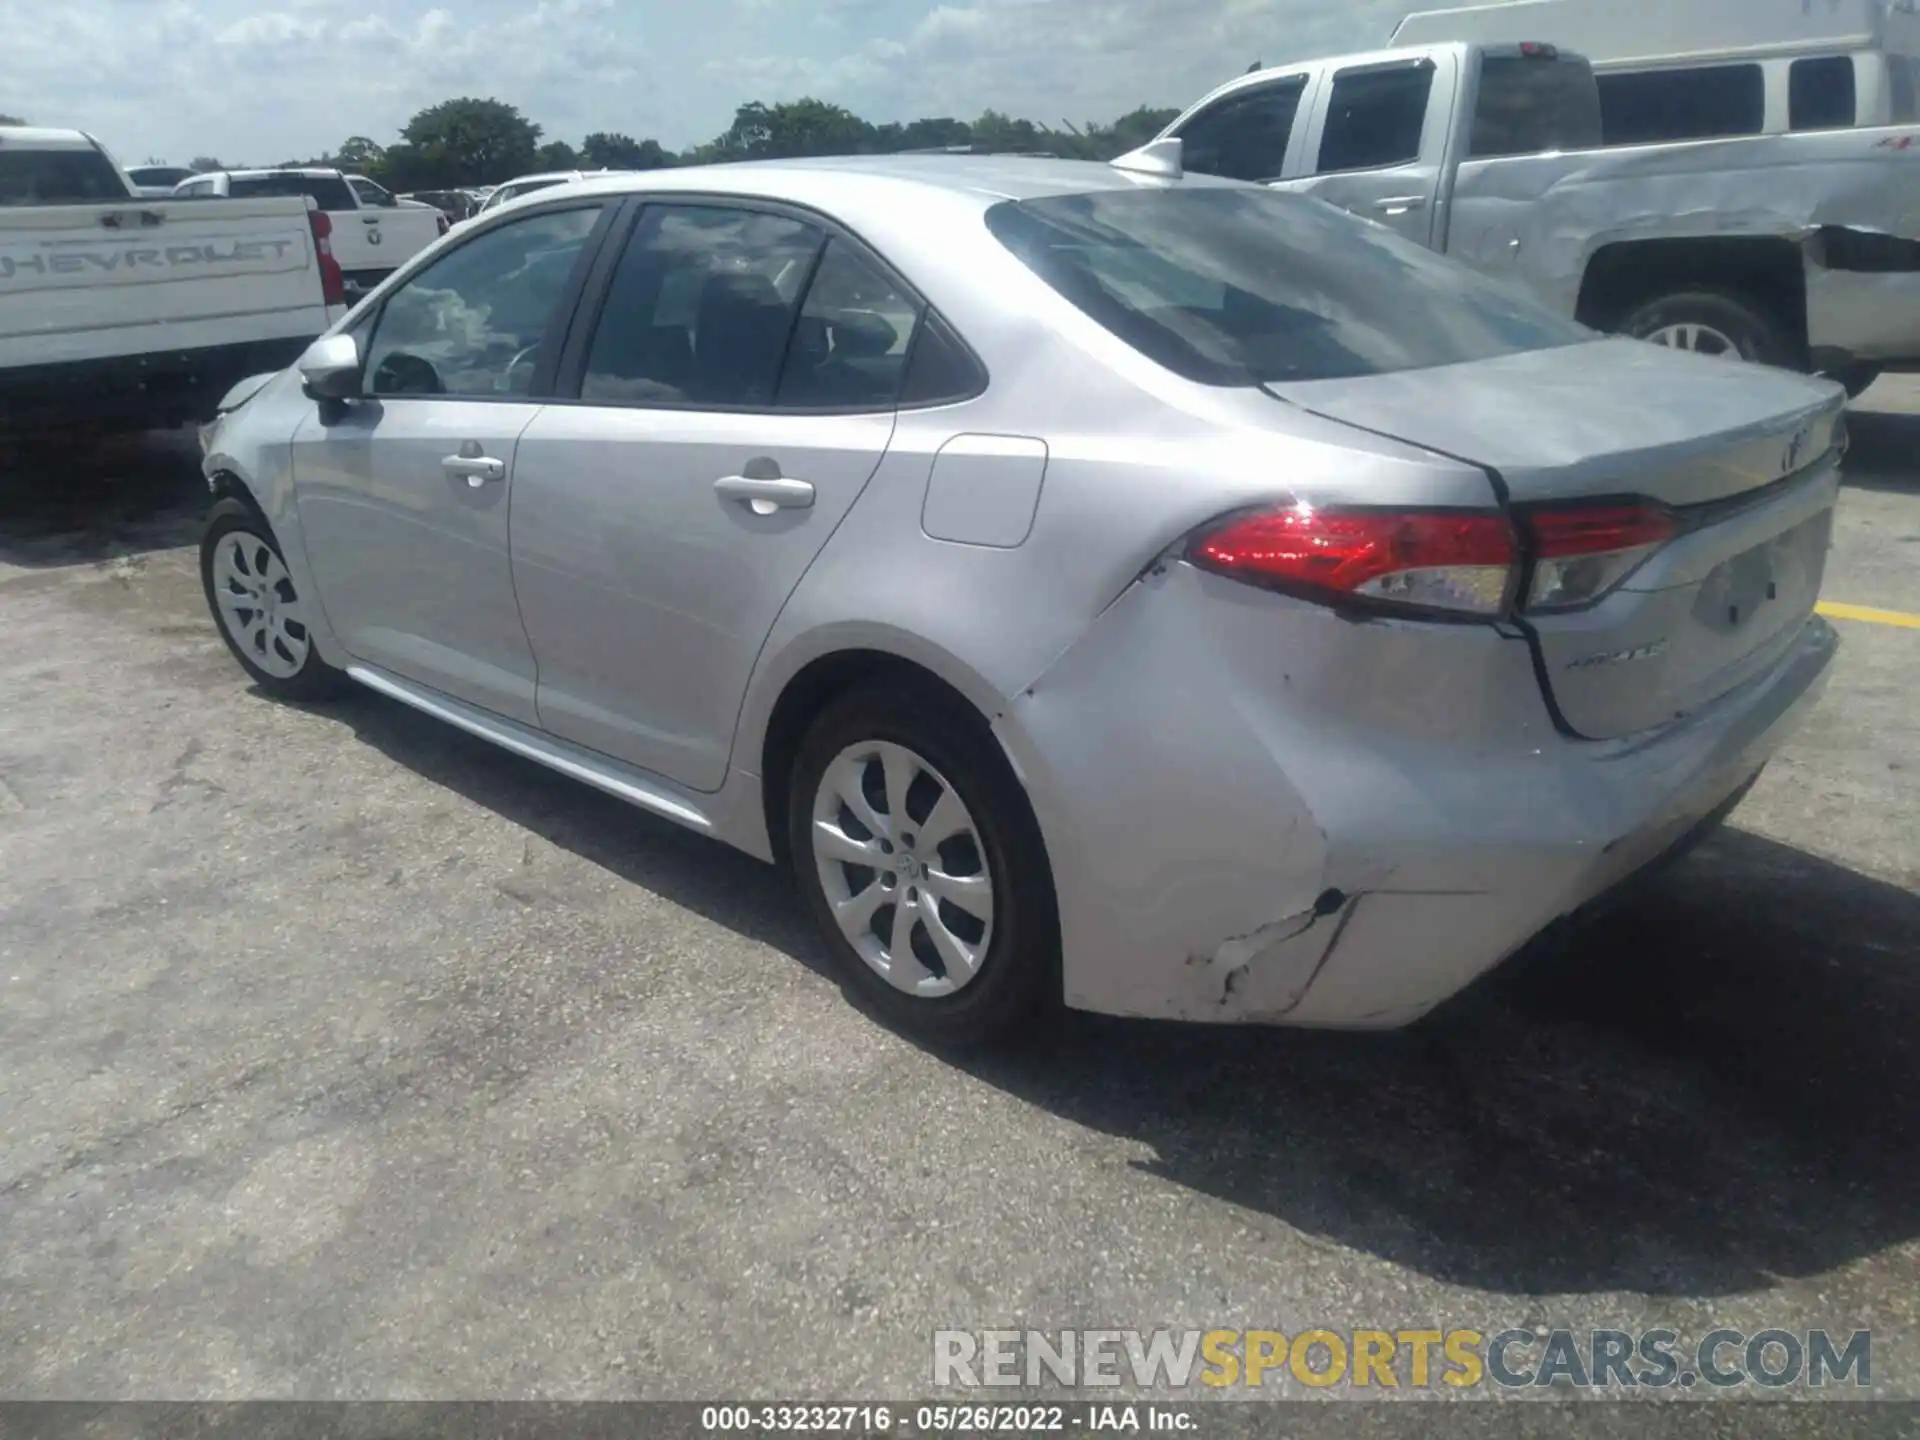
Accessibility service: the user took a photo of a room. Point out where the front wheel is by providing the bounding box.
[200,498,346,702]
[788,679,1059,1048]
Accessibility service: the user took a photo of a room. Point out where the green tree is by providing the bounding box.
[399,97,541,187]
[536,139,580,170]
[970,109,1043,154]
[0,114,26,127]
[189,155,225,172]
[336,136,387,170]
[719,99,875,160]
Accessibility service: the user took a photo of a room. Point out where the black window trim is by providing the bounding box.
[351,196,626,407]
[545,189,989,417]
[1314,56,1439,176]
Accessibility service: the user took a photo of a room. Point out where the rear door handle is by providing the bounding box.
[362,215,380,224]
[715,475,815,514]
[1374,195,1429,214]
[444,454,505,487]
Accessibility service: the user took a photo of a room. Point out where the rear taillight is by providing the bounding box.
[308,205,346,307]
[1189,504,1518,617]
[1521,502,1677,612]
[1519,41,1559,59]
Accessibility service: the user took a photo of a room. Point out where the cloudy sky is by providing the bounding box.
[2,0,1412,168]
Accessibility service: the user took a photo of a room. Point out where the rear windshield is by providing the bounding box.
[231,173,356,210]
[984,186,1590,386]
[0,147,131,205]
[1471,55,1604,158]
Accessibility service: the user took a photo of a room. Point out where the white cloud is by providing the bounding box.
[0,0,1410,170]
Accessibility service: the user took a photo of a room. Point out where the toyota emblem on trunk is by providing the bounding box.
[1782,426,1811,475]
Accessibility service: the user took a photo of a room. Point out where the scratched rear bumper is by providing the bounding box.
[997,562,1837,1028]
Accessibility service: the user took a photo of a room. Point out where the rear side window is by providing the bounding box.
[1595,65,1765,145]
[0,148,130,205]
[986,186,1589,386]
[1893,57,1918,123]
[776,239,925,409]
[1790,56,1857,130]
[231,174,356,210]
[1318,62,1434,173]
[1470,56,1605,157]
[580,203,823,407]
[1177,77,1307,183]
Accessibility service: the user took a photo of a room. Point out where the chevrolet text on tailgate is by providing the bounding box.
[0,125,346,436]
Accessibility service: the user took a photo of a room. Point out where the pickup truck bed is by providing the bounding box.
[1,194,340,433]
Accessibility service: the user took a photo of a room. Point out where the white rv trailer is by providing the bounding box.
[1392,0,1920,137]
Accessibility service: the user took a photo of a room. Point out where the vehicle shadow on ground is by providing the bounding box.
[0,430,207,570]
[964,827,1920,1299]
[318,680,1920,1300]
[1841,403,1920,496]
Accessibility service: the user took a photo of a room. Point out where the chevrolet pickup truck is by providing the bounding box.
[1,126,346,436]
[173,167,445,300]
[1152,40,1920,394]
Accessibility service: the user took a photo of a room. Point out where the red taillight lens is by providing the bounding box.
[308,205,346,307]
[1521,502,1677,611]
[1189,505,1518,617]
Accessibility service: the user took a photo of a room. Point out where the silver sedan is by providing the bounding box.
[198,154,1843,1044]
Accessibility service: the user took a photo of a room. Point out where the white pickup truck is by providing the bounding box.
[1,126,345,436]
[1153,40,1920,394]
[173,167,446,301]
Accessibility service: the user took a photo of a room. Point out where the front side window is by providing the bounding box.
[1595,65,1765,145]
[363,205,603,398]
[987,186,1589,386]
[1177,78,1307,183]
[1470,55,1605,158]
[580,204,823,406]
[1790,56,1857,130]
[350,177,397,207]
[1318,62,1434,173]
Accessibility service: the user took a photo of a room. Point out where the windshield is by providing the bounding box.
[985,185,1591,386]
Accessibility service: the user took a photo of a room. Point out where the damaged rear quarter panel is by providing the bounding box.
[998,556,1570,1025]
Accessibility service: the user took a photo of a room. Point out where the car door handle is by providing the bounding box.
[362,215,380,224]
[444,454,505,487]
[714,475,815,513]
[1374,195,1428,214]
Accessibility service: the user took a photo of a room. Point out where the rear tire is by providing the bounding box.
[200,498,347,702]
[788,678,1059,1048]
[1617,288,1800,370]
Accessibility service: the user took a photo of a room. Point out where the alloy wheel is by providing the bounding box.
[810,739,996,998]
[210,531,311,680]
[1645,322,1743,359]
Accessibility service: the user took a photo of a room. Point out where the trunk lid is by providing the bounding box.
[1268,338,1846,739]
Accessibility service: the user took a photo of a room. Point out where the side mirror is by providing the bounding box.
[298,333,362,402]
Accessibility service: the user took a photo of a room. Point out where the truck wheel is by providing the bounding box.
[1618,289,1800,370]
[201,498,347,702]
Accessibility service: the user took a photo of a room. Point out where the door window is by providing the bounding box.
[1177,77,1307,182]
[350,176,398,207]
[1595,65,1765,145]
[362,205,603,399]
[776,240,924,407]
[1470,55,1605,157]
[1317,62,1434,173]
[580,204,823,407]
[1789,56,1857,130]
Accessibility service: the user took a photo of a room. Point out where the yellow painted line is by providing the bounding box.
[1817,601,1920,630]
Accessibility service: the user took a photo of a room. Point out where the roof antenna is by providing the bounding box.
[1246,59,1262,72]
[1110,136,1183,179]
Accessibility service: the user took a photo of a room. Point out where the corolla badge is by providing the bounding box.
[1565,638,1670,671]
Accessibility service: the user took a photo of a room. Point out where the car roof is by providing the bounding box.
[557,153,1247,211]
[0,126,98,150]
[222,167,344,179]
